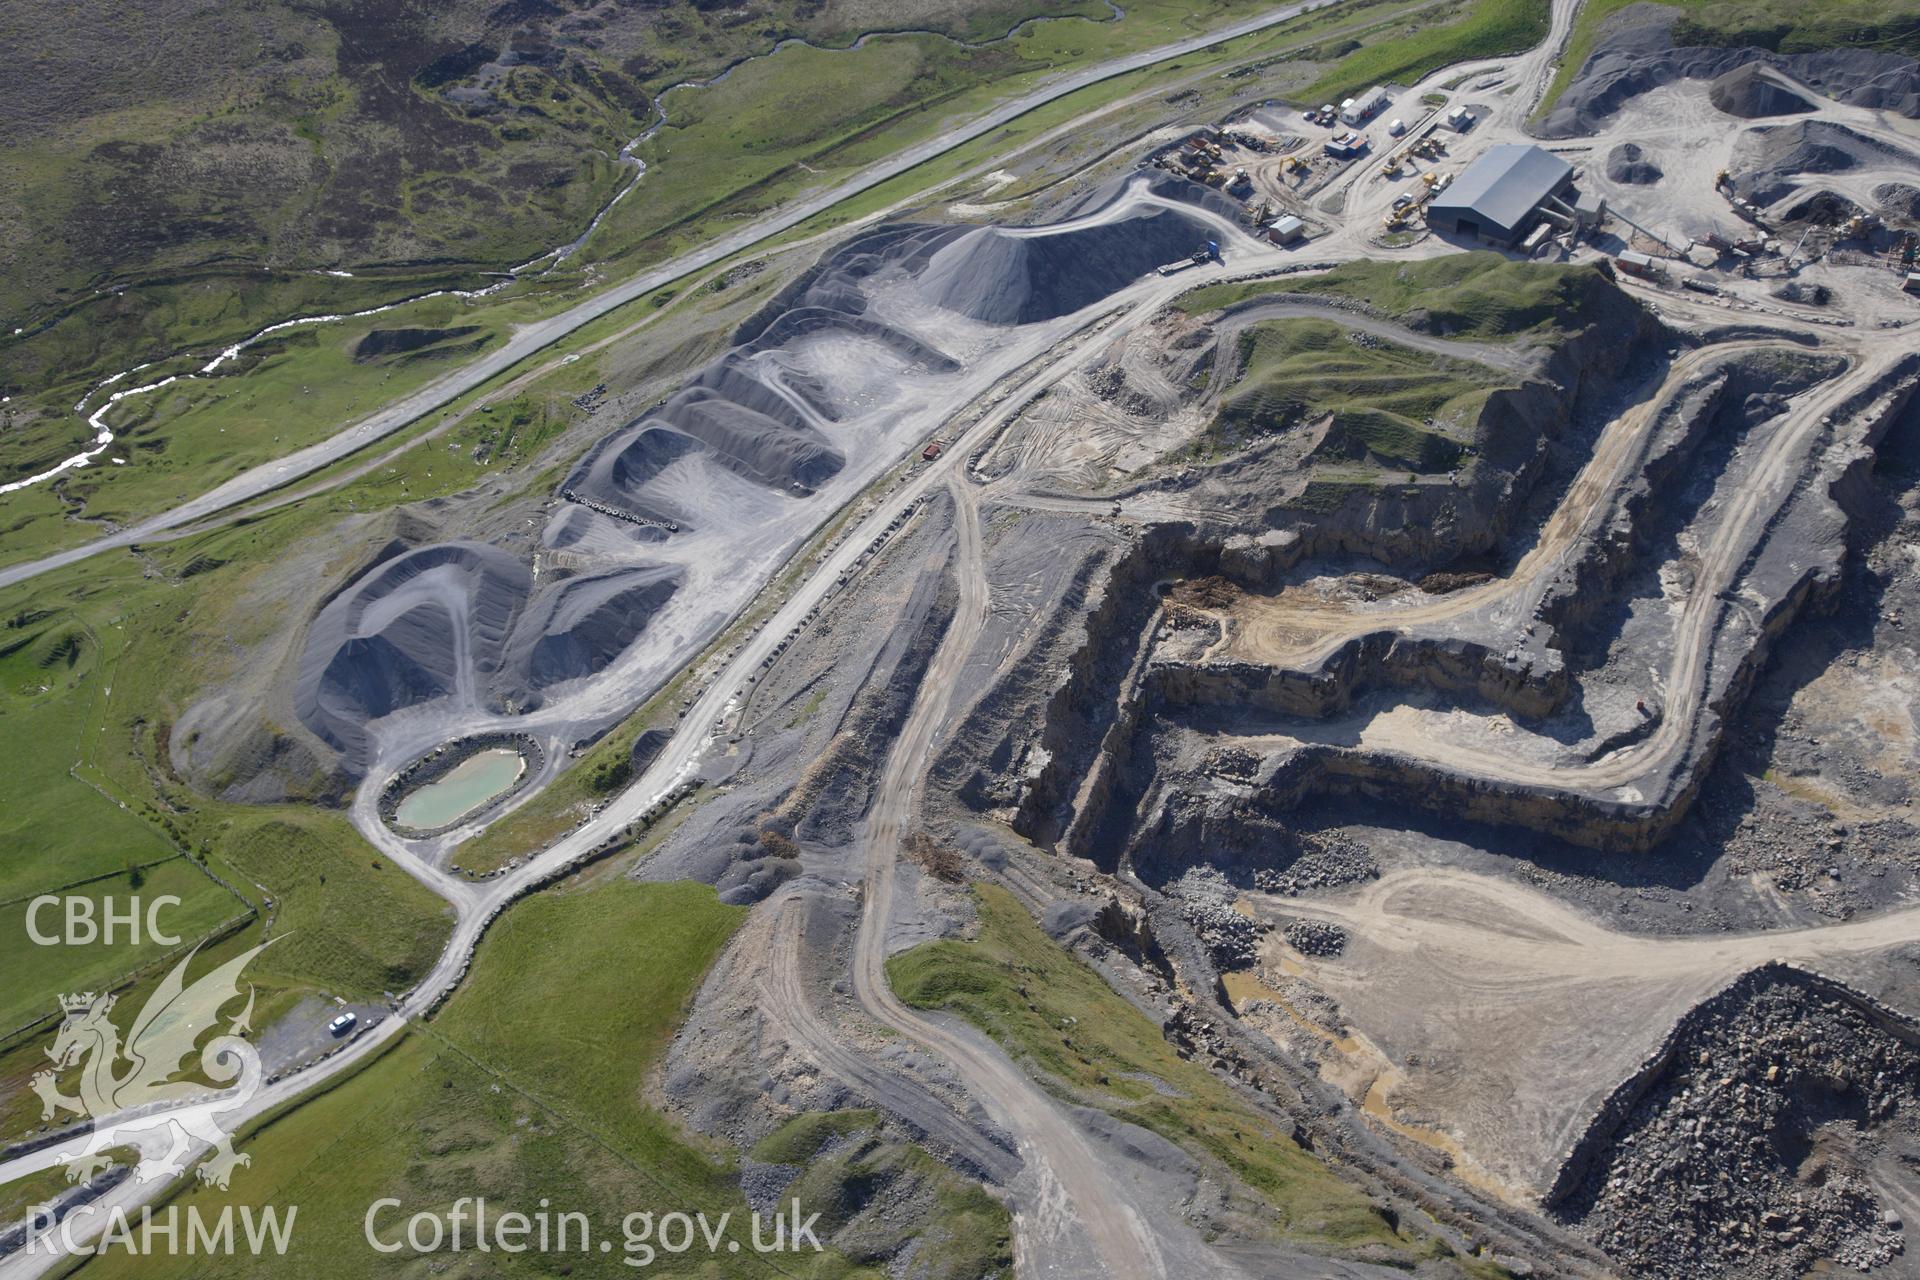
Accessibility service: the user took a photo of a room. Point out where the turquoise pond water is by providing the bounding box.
[395,748,525,829]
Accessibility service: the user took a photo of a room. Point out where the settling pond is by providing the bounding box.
[394,748,527,830]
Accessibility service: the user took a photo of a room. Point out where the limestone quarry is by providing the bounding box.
[12,2,1920,1279]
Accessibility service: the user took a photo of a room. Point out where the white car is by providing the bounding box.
[327,1011,358,1037]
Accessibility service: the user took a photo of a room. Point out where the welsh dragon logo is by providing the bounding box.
[31,943,269,1190]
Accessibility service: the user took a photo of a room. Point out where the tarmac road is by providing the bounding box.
[0,0,1345,597]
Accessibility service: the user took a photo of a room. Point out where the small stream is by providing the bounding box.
[2,0,1133,499]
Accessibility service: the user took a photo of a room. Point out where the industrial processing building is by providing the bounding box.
[1426,144,1576,247]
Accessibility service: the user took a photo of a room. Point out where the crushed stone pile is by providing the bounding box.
[1176,894,1265,968]
[1605,143,1664,186]
[1707,63,1814,119]
[498,565,682,703]
[1281,919,1347,957]
[295,542,530,764]
[296,544,684,763]
[917,204,1219,326]
[1876,181,1920,226]
[1168,865,1269,968]
[1539,8,1920,138]
[564,221,968,526]
[1729,120,1919,207]
[1556,966,1918,1279]
[1252,830,1380,896]
[1778,188,1865,227]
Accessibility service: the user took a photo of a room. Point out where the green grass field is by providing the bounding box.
[0,923,269,1145]
[0,610,176,898]
[0,0,1272,423]
[0,493,455,1145]
[1209,318,1498,473]
[755,1112,1015,1280]
[0,857,246,1036]
[1178,253,1615,340]
[889,884,1404,1256]
[1301,0,1548,104]
[0,0,1552,564]
[61,879,1000,1279]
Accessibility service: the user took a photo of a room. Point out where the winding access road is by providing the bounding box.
[844,477,1191,1279]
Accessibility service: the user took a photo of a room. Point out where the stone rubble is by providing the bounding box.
[1560,973,1917,1279]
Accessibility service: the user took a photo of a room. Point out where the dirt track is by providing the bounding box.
[843,478,1185,1278]
[1282,866,1920,979]
[1240,865,1920,1195]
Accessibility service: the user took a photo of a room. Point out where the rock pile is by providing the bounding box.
[1559,969,1918,1278]
[1177,895,1266,968]
[1282,919,1347,957]
[1876,182,1920,225]
[1606,143,1664,186]
[1162,1001,1272,1092]
[1253,831,1379,896]
[1708,64,1814,119]
[1086,365,1127,400]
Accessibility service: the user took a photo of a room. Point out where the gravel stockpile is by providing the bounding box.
[1556,966,1919,1278]
[497,565,683,706]
[295,541,530,764]
[296,543,692,757]
[1707,64,1814,119]
[1604,142,1664,186]
[917,205,1218,326]
[1876,181,1920,225]
[1540,12,1920,138]
[563,221,970,526]
[1728,121,1915,206]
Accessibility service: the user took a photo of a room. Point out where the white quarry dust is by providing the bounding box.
[300,175,1256,814]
